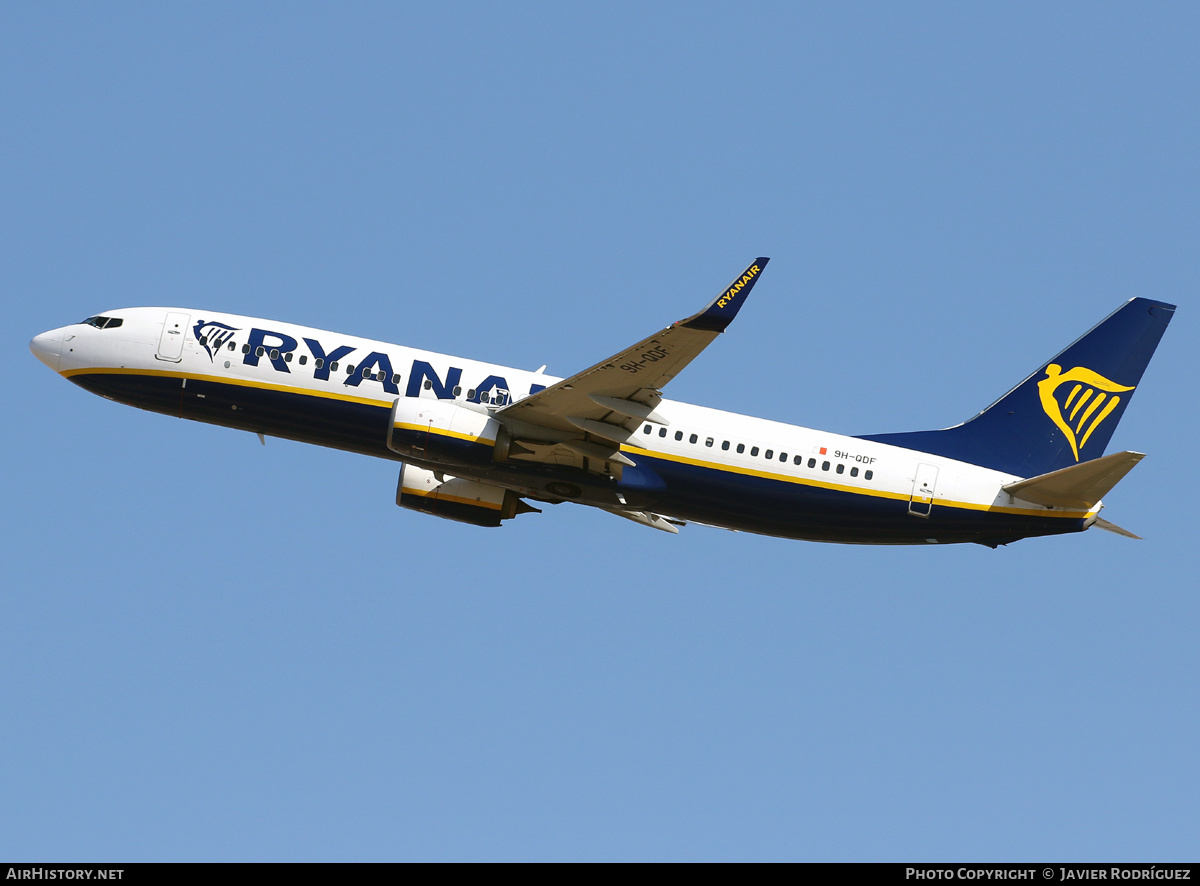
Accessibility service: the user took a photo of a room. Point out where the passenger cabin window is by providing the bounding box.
[453,386,462,396]
[285,352,293,362]
[313,358,323,369]
[808,458,816,468]
[850,467,859,477]
[822,461,830,471]
[423,379,432,390]
[737,443,745,454]
[721,441,730,451]
[793,455,802,465]
[329,361,339,372]
[689,434,698,444]
[256,346,265,357]
[659,427,667,437]
[705,437,714,447]
[392,374,400,384]
[228,342,236,351]
[675,431,683,441]
[836,463,844,474]
[242,344,250,354]
[346,364,355,374]
[644,425,652,434]
[865,470,874,480]
[750,446,759,457]
[765,450,773,459]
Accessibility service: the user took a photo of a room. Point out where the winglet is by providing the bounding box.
[680,257,770,332]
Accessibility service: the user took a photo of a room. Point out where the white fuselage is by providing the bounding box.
[30,307,1095,545]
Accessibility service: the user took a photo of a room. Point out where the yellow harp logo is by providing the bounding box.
[1037,364,1135,461]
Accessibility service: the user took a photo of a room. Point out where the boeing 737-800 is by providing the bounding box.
[29,259,1175,546]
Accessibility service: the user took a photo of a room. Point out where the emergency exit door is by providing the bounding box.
[156,312,190,362]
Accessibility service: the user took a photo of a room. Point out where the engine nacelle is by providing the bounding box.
[387,397,509,468]
[396,463,527,527]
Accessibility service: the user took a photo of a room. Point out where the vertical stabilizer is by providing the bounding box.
[858,298,1175,477]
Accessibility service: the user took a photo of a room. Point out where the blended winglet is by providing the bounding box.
[681,257,770,332]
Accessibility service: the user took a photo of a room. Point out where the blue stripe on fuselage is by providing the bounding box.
[620,453,1084,544]
[69,370,1085,545]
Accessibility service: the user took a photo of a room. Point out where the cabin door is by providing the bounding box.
[908,463,939,517]
[156,312,190,362]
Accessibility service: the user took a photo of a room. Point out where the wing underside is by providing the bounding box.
[495,258,769,471]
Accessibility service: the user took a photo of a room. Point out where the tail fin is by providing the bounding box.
[858,298,1175,477]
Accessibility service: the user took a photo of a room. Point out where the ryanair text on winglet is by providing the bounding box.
[716,264,760,309]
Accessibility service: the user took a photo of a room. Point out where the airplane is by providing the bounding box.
[29,258,1175,547]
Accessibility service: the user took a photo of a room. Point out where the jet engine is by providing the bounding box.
[386,397,513,468]
[396,463,536,527]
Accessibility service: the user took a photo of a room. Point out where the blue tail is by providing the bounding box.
[857,298,1176,478]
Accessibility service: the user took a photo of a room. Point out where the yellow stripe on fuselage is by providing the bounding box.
[66,367,1089,521]
[621,444,1093,520]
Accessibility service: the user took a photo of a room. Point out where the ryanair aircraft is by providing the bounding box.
[30,259,1175,546]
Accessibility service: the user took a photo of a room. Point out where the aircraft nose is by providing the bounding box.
[30,328,63,372]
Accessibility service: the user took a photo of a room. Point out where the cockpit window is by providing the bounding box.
[81,316,123,329]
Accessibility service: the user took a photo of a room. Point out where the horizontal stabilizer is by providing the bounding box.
[1003,450,1144,509]
[1091,517,1141,540]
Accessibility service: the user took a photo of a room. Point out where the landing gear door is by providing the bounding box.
[156,312,190,363]
[908,463,939,518]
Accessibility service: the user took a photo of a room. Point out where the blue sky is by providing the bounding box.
[2,2,1197,861]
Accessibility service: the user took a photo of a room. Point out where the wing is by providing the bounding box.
[497,258,769,454]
